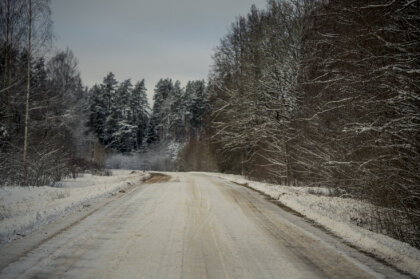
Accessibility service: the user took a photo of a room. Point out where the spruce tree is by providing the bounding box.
[146,78,173,145]
[185,80,207,134]
[102,72,118,112]
[167,80,185,141]
[131,80,149,150]
[88,84,107,143]
[105,79,135,152]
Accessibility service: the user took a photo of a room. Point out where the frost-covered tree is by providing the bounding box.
[208,0,419,247]
[104,79,135,152]
[167,80,185,141]
[146,78,173,145]
[88,84,107,143]
[185,80,207,136]
[87,72,118,146]
[0,0,85,186]
[88,75,150,153]
[143,78,209,168]
[146,78,204,145]
[293,0,420,246]
[105,79,147,152]
[102,72,117,112]
[130,79,149,150]
[210,4,282,175]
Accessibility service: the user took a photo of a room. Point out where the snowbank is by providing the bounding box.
[0,170,150,243]
[199,172,420,277]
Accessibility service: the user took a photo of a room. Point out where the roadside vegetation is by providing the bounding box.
[207,0,419,248]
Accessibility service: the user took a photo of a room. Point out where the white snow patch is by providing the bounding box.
[0,170,150,243]
[167,140,184,161]
[196,172,420,277]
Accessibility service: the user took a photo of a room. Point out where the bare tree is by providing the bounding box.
[294,0,420,246]
[209,1,315,182]
[208,0,419,247]
[22,0,31,184]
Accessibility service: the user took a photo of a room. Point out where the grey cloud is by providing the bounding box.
[51,0,267,99]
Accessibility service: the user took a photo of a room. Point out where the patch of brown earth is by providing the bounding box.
[144,173,171,184]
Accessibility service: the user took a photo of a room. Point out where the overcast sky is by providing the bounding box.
[51,0,267,99]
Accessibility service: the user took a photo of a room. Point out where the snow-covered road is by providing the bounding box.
[0,173,409,278]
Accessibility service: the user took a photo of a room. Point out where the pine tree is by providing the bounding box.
[102,72,118,112]
[115,79,132,118]
[88,84,107,143]
[185,80,207,134]
[105,79,136,152]
[131,79,149,150]
[167,80,184,141]
[88,75,150,152]
[146,78,173,145]
[104,103,121,150]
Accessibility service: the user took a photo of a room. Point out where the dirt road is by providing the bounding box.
[0,173,408,278]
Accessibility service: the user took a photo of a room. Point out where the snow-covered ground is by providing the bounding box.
[1,170,418,276]
[0,170,150,244]
[197,172,420,277]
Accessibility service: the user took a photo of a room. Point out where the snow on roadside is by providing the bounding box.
[0,170,150,243]
[198,172,420,277]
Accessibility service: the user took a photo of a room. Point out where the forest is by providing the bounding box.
[208,0,419,247]
[0,0,418,248]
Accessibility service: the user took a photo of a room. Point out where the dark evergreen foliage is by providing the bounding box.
[87,74,150,153]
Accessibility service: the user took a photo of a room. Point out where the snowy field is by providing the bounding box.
[0,170,150,244]
[197,172,420,277]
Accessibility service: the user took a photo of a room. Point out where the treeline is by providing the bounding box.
[146,79,207,146]
[88,73,149,153]
[208,0,419,246]
[145,78,216,170]
[0,0,92,185]
[87,75,215,170]
[0,0,213,184]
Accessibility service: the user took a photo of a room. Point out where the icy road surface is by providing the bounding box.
[0,173,408,278]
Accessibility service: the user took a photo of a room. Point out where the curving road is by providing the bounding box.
[0,172,408,278]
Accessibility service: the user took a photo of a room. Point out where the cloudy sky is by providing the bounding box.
[51,0,267,98]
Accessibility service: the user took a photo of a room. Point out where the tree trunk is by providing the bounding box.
[23,0,32,185]
[3,0,10,127]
